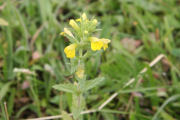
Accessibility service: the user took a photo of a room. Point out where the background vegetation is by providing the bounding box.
[0,0,180,120]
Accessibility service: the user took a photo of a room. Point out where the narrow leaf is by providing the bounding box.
[53,83,77,93]
[0,82,12,101]
[85,77,104,91]
[152,94,180,120]
[160,111,175,120]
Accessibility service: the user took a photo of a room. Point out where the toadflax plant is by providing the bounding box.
[53,13,111,120]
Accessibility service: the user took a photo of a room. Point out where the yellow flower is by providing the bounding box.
[100,38,111,50]
[76,67,84,79]
[89,37,103,51]
[60,28,74,38]
[64,44,77,58]
[76,18,81,22]
[69,19,79,31]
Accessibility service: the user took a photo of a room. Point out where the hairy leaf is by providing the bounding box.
[53,83,77,93]
[85,77,104,91]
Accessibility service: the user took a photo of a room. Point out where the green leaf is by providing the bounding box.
[53,83,77,93]
[62,111,73,120]
[0,18,9,26]
[160,111,175,120]
[85,77,104,91]
[0,82,12,101]
[152,94,180,120]
[72,94,84,120]
[129,111,136,120]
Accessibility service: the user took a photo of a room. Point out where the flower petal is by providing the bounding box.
[64,44,77,58]
[90,37,103,51]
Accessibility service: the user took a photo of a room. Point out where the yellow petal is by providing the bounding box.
[91,41,103,51]
[101,38,111,44]
[103,44,108,50]
[90,37,103,51]
[69,19,79,31]
[60,32,65,36]
[64,44,77,58]
[100,38,111,50]
[76,18,81,22]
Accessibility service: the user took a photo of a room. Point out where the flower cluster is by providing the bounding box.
[55,13,111,120]
[60,13,111,59]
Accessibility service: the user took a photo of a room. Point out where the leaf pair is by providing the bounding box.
[53,77,104,93]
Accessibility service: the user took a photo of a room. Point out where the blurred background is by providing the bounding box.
[0,0,180,119]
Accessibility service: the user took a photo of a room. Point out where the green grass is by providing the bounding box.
[0,0,180,120]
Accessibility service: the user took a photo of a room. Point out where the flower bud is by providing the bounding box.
[92,19,98,25]
[76,66,84,79]
[69,19,80,31]
[82,13,87,20]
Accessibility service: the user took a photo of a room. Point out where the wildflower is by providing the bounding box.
[64,44,77,58]
[76,67,84,79]
[69,19,80,31]
[89,37,103,51]
[100,38,111,50]
[60,28,74,38]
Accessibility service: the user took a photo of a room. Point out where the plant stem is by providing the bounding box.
[4,102,9,120]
